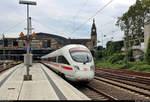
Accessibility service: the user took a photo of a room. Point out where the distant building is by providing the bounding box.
[0,19,98,60]
[144,20,150,50]
[120,20,150,60]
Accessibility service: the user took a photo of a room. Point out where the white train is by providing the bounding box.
[41,44,95,82]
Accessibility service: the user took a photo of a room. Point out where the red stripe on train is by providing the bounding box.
[46,62,59,67]
[44,62,72,70]
[61,65,73,70]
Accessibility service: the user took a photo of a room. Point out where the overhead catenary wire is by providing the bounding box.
[72,0,89,28]
[71,0,114,35]
[98,17,122,43]
[32,18,59,33]
[32,18,70,38]
[97,18,116,35]
[102,19,116,27]
[2,19,26,33]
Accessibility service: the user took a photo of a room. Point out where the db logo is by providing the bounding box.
[84,68,88,71]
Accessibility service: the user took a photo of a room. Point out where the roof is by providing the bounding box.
[19,32,70,45]
[2,33,91,46]
[69,39,91,45]
[36,33,91,45]
[42,44,88,58]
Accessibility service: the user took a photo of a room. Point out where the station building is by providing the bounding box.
[0,19,97,61]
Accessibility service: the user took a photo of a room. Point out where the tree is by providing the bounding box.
[95,46,104,60]
[145,37,150,64]
[116,0,150,46]
[106,41,123,56]
[96,46,103,51]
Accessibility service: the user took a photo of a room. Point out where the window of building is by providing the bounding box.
[58,56,70,65]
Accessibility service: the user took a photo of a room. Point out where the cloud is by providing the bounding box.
[0,0,136,46]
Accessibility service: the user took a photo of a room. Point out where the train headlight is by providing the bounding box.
[74,65,80,72]
[90,65,95,71]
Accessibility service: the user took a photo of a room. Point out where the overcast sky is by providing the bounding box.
[0,0,136,46]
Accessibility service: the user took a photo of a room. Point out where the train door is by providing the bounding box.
[58,55,73,76]
[56,56,61,72]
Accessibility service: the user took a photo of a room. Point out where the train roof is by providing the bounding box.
[41,44,88,58]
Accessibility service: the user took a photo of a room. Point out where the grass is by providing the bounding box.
[95,60,150,73]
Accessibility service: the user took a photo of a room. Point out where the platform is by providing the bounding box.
[0,63,90,100]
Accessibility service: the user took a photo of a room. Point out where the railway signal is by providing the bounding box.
[32,32,36,37]
[19,0,37,81]
[20,32,24,37]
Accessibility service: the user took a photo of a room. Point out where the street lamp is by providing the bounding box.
[19,0,36,81]
[102,34,106,47]
[19,0,36,5]
[2,34,6,69]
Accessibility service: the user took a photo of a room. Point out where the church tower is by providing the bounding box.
[91,19,97,49]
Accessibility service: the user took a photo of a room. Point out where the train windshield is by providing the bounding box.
[70,50,92,63]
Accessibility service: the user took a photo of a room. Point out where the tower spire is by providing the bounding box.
[91,18,97,35]
[91,18,97,50]
[93,18,95,23]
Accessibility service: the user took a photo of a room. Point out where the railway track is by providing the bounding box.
[43,63,150,100]
[96,71,150,90]
[84,84,118,100]
[94,76,150,99]
[0,67,11,73]
[0,62,21,73]
[96,71,150,85]
[69,81,118,100]
[96,67,150,78]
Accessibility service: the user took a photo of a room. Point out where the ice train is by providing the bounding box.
[41,44,95,82]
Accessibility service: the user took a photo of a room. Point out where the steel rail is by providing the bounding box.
[85,84,118,100]
[95,76,150,98]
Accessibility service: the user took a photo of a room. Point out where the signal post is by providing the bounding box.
[19,0,37,81]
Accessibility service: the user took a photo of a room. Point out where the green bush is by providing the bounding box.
[108,52,125,64]
[95,50,102,60]
[139,55,144,61]
[106,41,124,57]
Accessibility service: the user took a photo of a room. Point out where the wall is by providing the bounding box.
[144,21,150,50]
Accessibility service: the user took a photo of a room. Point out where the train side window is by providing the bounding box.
[48,58,51,61]
[54,57,56,62]
[58,56,70,65]
[50,57,56,62]
[44,58,47,61]
[58,56,62,63]
[56,56,58,63]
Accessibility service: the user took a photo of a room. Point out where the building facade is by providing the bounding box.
[144,20,150,50]
[0,19,97,60]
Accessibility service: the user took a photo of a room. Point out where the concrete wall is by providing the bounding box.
[144,21,150,50]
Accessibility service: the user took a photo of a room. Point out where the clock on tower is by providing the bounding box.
[93,29,95,32]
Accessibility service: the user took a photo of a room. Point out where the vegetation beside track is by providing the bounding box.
[95,60,150,73]
[94,0,150,73]
[94,40,150,73]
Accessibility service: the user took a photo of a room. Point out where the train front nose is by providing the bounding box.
[73,65,95,81]
[75,71,95,81]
